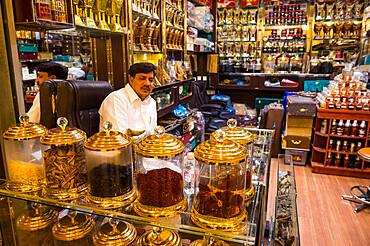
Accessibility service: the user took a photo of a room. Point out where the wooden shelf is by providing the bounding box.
[328,134,367,140]
[312,109,370,178]
[327,150,358,155]
[313,146,326,153]
[316,106,370,121]
[314,131,328,137]
[311,161,370,178]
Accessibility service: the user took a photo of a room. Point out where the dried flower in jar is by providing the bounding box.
[7,160,44,185]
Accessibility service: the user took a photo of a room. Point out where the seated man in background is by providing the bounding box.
[27,62,68,123]
[98,62,157,134]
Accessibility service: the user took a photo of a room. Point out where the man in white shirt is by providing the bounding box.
[27,63,68,123]
[98,63,157,134]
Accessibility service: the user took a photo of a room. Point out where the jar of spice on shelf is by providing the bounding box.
[40,117,87,200]
[134,125,187,218]
[3,115,48,193]
[219,119,255,201]
[191,129,248,232]
[85,122,136,209]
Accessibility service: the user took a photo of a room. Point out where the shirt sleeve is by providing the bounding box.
[27,93,40,123]
[149,99,158,134]
[99,93,129,133]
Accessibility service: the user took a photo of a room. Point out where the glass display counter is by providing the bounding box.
[0,129,274,245]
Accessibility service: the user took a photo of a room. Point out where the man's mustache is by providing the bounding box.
[141,86,150,90]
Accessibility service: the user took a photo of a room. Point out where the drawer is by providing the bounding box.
[282,134,311,149]
[286,115,314,128]
[17,43,38,52]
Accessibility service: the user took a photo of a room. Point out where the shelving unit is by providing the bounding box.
[311,106,370,178]
[310,0,366,74]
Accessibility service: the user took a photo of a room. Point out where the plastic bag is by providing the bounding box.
[210,91,231,107]
[173,105,188,117]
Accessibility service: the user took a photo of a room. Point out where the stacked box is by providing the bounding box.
[282,96,316,165]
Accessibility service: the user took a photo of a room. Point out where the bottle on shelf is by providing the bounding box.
[363,98,370,111]
[358,121,367,137]
[344,120,351,135]
[350,142,356,153]
[336,120,344,135]
[342,141,348,152]
[183,152,197,195]
[343,154,350,168]
[326,152,333,166]
[350,120,358,136]
[356,141,362,152]
[334,153,341,167]
[330,119,337,134]
[169,57,176,83]
[320,119,328,134]
[336,140,341,151]
[354,156,361,169]
[328,139,333,149]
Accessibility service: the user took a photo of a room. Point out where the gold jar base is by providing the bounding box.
[134,198,187,218]
[246,185,256,201]
[87,188,137,209]
[42,183,88,201]
[190,208,247,233]
[189,238,230,246]
[137,227,181,246]
[6,182,42,193]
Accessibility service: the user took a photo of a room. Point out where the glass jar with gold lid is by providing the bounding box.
[3,115,47,192]
[134,126,187,218]
[218,119,255,201]
[40,117,87,200]
[16,203,59,246]
[93,218,137,246]
[52,210,95,246]
[192,129,248,232]
[85,122,136,209]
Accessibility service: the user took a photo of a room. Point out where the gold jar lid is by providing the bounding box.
[3,115,47,141]
[137,227,181,246]
[219,119,254,146]
[135,126,184,159]
[52,210,95,241]
[93,219,137,246]
[85,122,131,151]
[16,203,58,231]
[194,129,247,166]
[41,117,86,146]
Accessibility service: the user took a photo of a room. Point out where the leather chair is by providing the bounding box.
[189,81,234,134]
[56,80,113,137]
[39,79,66,129]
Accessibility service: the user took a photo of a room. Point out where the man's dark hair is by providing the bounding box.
[35,62,68,79]
[129,62,156,78]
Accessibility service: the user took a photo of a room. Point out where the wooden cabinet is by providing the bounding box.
[311,106,370,178]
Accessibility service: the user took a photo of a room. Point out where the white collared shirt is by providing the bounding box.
[27,92,40,123]
[98,84,157,134]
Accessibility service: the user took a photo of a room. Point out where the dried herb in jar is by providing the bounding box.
[194,183,243,219]
[137,167,183,207]
[43,144,86,190]
[89,163,133,197]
